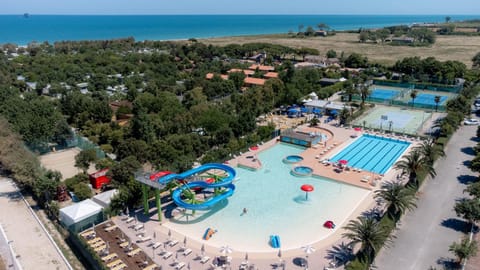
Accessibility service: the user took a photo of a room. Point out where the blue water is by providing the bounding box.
[167,143,369,251]
[331,134,410,174]
[1,14,479,44]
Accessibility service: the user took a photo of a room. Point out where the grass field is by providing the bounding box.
[202,32,480,66]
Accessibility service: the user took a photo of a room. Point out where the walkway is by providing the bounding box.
[0,177,70,270]
[374,125,478,270]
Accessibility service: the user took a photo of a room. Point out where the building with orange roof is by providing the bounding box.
[244,77,266,86]
[264,72,278,79]
[248,64,275,72]
[228,69,255,76]
[205,73,228,80]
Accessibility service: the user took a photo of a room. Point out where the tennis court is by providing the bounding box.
[369,88,401,100]
[407,93,449,106]
[354,105,431,134]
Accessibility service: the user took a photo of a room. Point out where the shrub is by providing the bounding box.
[73,182,92,201]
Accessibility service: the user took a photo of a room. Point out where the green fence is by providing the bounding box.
[30,132,105,159]
[373,80,462,93]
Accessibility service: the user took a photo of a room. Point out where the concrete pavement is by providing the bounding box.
[374,125,478,270]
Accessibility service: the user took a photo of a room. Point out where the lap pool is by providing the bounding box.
[166,143,370,252]
[330,134,411,174]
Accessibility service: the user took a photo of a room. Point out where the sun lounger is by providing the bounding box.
[105,225,118,232]
[92,241,106,248]
[163,251,173,259]
[142,264,157,270]
[87,237,101,244]
[137,236,151,243]
[127,248,142,257]
[93,244,106,253]
[183,248,192,256]
[134,224,144,231]
[126,217,135,223]
[101,253,118,262]
[361,175,370,183]
[107,259,123,268]
[111,263,127,270]
[152,242,162,249]
[169,239,179,247]
[119,241,129,248]
[81,230,95,238]
[175,262,186,269]
[200,256,210,264]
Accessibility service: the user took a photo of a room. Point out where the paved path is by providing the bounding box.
[374,125,478,270]
[0,177,69,270]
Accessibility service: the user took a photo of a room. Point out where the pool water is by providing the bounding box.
[283,155,304,163]
[292,166,313,176]
[167,143,370,252]
[330,134,410,174]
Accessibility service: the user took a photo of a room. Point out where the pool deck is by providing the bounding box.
[102,121,421,270]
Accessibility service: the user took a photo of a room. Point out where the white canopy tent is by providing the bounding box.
[91,189,118,208]
[60,199,103,227]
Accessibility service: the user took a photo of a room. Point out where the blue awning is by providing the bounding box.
[330,109,338,115]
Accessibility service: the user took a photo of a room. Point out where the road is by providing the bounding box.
[374,125,478,270]
[0,177,70,270]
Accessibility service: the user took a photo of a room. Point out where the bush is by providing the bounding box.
[73,182,92,200]
[64,173,89,191]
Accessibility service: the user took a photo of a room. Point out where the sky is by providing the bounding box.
[3,0,480,15]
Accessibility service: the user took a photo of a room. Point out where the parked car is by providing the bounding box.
[464,118,480,125]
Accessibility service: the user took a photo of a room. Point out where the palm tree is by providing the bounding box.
[434,95,441,112]
[309,117,320,127]
[374,182,417,221]
[344,82,358,102]
[359,84,371,104]
[449,238,478,265]
[410,90,418,107]
[413,138,445,165]
[342,217,392,262]
[394,150,436,186]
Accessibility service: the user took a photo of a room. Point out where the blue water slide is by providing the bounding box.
[162,163,236,210]
[270,235,281,248]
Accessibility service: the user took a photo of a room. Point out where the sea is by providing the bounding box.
[1,14,479,45]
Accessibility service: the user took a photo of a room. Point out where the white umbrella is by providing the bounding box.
[187,262,191,270]
[219,245,233,255]
[277,249,282,259]
[153,231,156,240]
[301,245,316,256]
[168,229,172,239]
[183,236,187,248]
[126,207,129,216]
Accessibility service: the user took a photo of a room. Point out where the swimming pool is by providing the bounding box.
[166,143,370,251]
[330,134,410,174]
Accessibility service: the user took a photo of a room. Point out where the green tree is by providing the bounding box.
[110,156,141,185]
[359,84,371,104]
[309,117,320,127]
[376,29,391,43]
[359,31,369,43]
[413,138,445,165]
[410,90,418,107]
[326,49,337,59]
[449,238,477,265]
[472,52,480,68]
[228,71,246,91]
[454,198,480,225]
[394,150,436,186]
[434,95,441,112]
[74,148,97,173]
[342,217,392,262]
[374,182,417,221]
[73,182,92,200]
[464,181,480,198]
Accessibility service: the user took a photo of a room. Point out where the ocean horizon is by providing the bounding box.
[1,14,479,45]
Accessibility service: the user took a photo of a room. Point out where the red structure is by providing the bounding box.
[89,168,111,189]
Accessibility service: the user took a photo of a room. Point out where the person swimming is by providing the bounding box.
[242,208,248,215]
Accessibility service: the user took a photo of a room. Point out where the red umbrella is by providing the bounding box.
[339,160,348,165]
[249,146,259,151]
[354,127,362,131]
[301,184,314,200]
[323,220,335,229]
